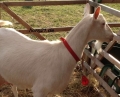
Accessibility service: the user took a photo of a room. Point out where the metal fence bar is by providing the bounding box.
[83,62,118,97]
[89,0,120,17]
[0,1,88,6]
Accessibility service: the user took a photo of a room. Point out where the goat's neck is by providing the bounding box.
[65,18,92,59]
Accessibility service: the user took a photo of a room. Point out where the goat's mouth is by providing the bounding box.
[109,37,113,41]
[105,36,113,43]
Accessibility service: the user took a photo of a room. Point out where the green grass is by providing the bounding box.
[1,4,85,40]
[0,1,120,40]
[2,5,84,28]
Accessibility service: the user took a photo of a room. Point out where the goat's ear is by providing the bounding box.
[84,3,90,17]
[93,6,101,19]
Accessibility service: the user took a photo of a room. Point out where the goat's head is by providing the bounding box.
[84,3,114,42]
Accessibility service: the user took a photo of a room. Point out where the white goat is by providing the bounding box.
[0,20,12,86]
[0,20,12,27]
[0,4,113,97]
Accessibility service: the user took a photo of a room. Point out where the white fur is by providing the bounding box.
[0,20,12,26]
[0,4,113,97]
[94,40,103,53]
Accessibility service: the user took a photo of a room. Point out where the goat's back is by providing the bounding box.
[0,28,71,92]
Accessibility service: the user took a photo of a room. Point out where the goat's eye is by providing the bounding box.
[102,23,105,26]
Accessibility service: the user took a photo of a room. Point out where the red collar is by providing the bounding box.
[60,37,80,62]
[60,37,89,86]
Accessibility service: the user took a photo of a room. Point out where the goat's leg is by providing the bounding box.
[32,86,48,97]
[47,94,54,97]
[32,90,47,97]
[0,75,9,86]
[11,85,18,97]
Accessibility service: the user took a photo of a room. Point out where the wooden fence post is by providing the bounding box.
[0,2,1,19]
[1,3,45,40]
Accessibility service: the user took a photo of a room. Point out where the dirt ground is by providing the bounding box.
[0,69,109,97]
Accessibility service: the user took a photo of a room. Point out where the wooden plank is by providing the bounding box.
[2,1,88,6]
[101,0,120,3]
[1,3,45,40]
[18,27,73,34]
[2,3,30,29]
[113,35,120,43]
[91,40,116,57]
[88,36,120,88]
[109,23,120,27]
[17,22,120,34]
[89,0,120,17]
[84,49,116,80]
[94,87,106,97]
[90,40,116,69]
[83,62,119,97]
[0,7,1,19]
[100,50,120,69]
[103,40,117,52]
[0,0,120,7]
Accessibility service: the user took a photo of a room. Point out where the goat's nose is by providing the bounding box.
[112,33,117,41]
[110,33,117,41]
